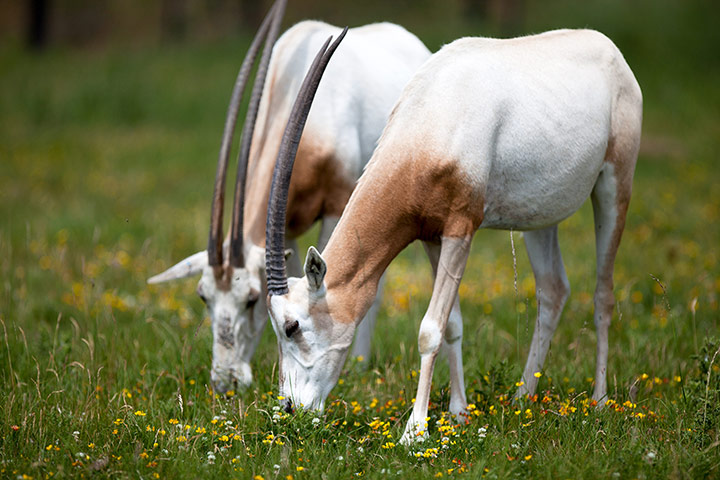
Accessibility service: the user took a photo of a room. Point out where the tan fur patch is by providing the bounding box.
[244,128,354,247]
[285,139,355,238]
[321,145,482,325]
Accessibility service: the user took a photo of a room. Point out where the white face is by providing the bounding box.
[196,259,265,394]
[267,253,355,412]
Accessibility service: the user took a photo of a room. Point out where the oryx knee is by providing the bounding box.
[538,274,570,309]
[418,317,443,357]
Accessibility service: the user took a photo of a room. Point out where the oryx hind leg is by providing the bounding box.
[591,84,641,403]
[400,236,471,445]
[590,160,634,403]
[516,226,570,399]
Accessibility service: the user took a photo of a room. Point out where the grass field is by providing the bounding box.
[1,1,719,478]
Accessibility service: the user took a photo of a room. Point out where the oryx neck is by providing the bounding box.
[322,155,418,325]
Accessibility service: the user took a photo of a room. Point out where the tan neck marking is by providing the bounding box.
[321,140,483,325]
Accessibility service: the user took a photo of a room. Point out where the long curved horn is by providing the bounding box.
[265,27,349,296]
[228,0,287,268]
[207,1,280,267]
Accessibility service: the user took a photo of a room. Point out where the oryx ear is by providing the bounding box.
[303,246,326,291]
[147,250,208,284]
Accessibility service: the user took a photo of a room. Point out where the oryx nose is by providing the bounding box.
[211,374,237,395]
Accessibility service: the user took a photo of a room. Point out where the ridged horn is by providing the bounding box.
[207,0,280,267]
[265,27,348,296]
[229,0,287,268]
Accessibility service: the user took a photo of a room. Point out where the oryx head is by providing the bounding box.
[147,0,287,394]
[263,28,351,412]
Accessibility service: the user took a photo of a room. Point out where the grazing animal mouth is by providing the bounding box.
[211,376,237,395]
[283,398,294,414]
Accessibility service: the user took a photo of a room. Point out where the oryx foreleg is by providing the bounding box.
[400,236,471,445]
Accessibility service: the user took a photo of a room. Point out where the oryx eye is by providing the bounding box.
[196,285,208,304]
[284,319,299,338]
[246,288,260,309]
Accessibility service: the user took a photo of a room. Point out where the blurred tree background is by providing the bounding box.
[3,0,718,129]
[3,0,719,126]
[3,0,717,59]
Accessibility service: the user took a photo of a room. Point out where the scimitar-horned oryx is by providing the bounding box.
[264,28,642,444]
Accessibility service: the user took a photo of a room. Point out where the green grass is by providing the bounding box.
[1,2,719,478]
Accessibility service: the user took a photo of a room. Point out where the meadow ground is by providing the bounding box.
[1,1,719,478]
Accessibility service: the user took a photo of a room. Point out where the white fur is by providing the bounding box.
[149,21,430,392]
